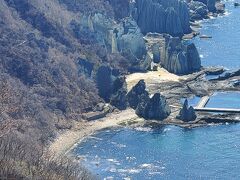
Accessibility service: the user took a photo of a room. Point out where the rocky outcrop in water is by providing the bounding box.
[177,99,197,122]
[189,1,209,21]
[136,93,171,120]
[132,0,191,37]
[194,0,216,12]
[210,69,240,81]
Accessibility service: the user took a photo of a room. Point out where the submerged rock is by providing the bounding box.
[234,2,240,7]
[177,99,197,122]
[136,93,171,120]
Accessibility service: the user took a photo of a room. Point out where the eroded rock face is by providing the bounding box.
[127,79,170,121]
[194,0,216,12]
[132,0,191,37]
[152,44,161,63]
[136,93,171,120]
[177,99,197,122]
[110,76,128,110]
[77,14,147,61]
[165,7,183,37]
[116,18,147,59]
[161,35,201,74]
[127,80,149,109]
[187,43,201,72]
[96,65,113,102]
[189,1,209,21]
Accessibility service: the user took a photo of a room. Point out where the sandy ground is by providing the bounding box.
[126,68,184,91]
[49,109,141,158]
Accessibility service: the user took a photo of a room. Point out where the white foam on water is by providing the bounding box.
[126,156,136,161]
[111,141,127,148]
[134,127,152,132]
[139,163,166,171]
[224,11,231,17]
[149,171,164,175]
[107,158,119,163]
[139,163,153,168]
[108,167,117,173]
[163,127,172,132]
[117,143,127,148]
[118,168,142,174]
[104,176,114,180]
[88,136,103,140]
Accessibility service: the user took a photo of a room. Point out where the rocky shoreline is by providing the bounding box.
[51,0,240,159]
[127,66,240,128]
[49,66,240,157]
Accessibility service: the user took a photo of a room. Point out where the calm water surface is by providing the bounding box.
[74,125,240,179]
[193,1,240,70]
[206,92,240,109]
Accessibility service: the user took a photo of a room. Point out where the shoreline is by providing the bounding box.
[48,69,190,158]
[48,66,240,158]
[49,106,240,158]
[48,109,141,158]
[48,5,240,159]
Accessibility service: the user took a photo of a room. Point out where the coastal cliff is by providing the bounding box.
[132,0,191,36]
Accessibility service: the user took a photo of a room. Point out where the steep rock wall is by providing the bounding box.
[162,35,201,74]
[132,0,191,37]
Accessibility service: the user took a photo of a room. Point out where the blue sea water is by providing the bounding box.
[74,2,240,179]
[192,1,240,70]
[206,92,240,109]
[74,125,240,179]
